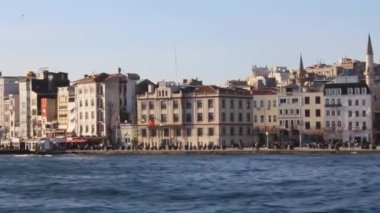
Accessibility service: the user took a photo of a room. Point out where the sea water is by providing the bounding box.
[0,154,379,212]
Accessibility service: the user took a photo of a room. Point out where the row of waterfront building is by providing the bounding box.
[0,35,379,149]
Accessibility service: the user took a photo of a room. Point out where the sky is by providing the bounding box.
[0,0,379,85]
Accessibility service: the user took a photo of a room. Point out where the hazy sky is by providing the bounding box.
[0,0,379,85]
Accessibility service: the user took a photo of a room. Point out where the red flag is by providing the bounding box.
[148,118,155,127]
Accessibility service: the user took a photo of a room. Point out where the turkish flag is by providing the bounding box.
[148,119,156,127]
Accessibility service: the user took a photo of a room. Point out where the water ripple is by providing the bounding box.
[0,154,380,212]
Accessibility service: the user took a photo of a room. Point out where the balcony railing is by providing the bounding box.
[325,103,342,107]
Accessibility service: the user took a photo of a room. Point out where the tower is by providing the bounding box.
[365,34,374,89]
[298,54,306,89]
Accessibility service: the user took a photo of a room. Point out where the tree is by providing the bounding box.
[107,102,116,147]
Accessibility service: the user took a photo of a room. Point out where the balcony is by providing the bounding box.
[325,103,342,107]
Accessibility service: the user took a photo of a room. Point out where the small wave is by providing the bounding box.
[14,154,31,157]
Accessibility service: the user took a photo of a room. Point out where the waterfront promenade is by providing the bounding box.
[65,147,380,155]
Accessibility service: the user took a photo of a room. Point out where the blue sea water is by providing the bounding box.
[0,154,380,213]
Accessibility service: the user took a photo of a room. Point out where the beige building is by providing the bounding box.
[277,84,324,146]
[252,88,278,146]
[137,81,253,148]
[57,86,74,132]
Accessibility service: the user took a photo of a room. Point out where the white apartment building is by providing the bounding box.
[324,81,372,144]
[74,71,139,145]
[0,75,23,137]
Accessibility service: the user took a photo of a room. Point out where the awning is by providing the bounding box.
[66,138,88,143]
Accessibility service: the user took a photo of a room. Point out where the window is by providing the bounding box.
[85,100,88,107]
[355,111,359,117]
[349,111,352,117]
[176,128,181,136]
[361,87,367,94]
[222,99,226,108]
[230,113,234,122]
[246,100,251,109]
[355,100,359,106]
[173,114,179,122]
[91,99,94,106]
[230,100,234,108]
[246,113,251,122]
[186,100,192,109]
[337,98,341,105]
[268,115,272,122]
[337,121,341,127]
[326,121,330,128]
[149,101,154,110]
[316,109,321,117]
[363,122,367,130]
[326,110,330,116]
[230,127,235,136]
[260,115,264,123]
[326,99,329,105]
[273,100,277,107]
[208,113,214,122]
[305,109,310,117]
[292,98,298,104]
[221,127,226,136]
[238,100,242,109]
[305,122,310,129]
[362,111,366,117]
[315,96,321,104]
[362,99,366,106]
[197,128,203,136]
[85,112,88,119]
[337,110,341,116]
[161,114,167,123]
[91,111,94,119]
[238,113,243,122]
[142,129,147,137]
[173,100,179,109]
[197,113,203,122]
[163,128,169,137]
[254,115,257,123]
[348,88,353,94]
[348,100,352,106]
[141,102,146,110]
[197,100,202,109]
[208,99,213,108]
[331,110,335,116]
[186,128,192,136]
[186,113,192,122]
[273,115,277,122]
[280,109,283,115]
[253,100,257,108]
[161,101,167,109]
[239,127,243,135]
[316,121,321,129]
[208,128,214,136]
[222,113,226,122]
[260,100,264,108]
[280,98,286,104]
[305,97,310,104]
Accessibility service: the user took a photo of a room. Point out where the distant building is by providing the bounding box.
[137,81,253,148]
[18,70,70,139]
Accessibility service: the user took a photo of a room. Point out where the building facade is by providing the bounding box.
[137,82,253,148]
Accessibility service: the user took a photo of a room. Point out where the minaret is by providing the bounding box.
[298,54,306,89]
[365,34,374,89]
